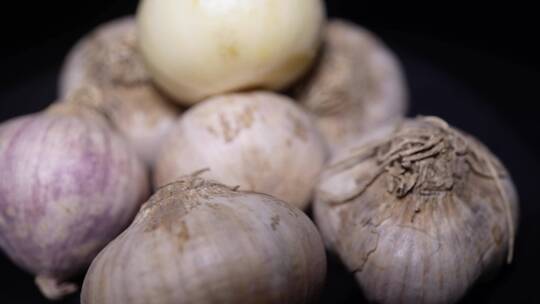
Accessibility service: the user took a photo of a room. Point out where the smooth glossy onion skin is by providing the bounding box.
[82,177,326,304]
[295,19,407,154]
[136,0,326,104]
[0,110,149,299]
[59,17,180,166]
[154,92,327,210]
[314,117,519,304]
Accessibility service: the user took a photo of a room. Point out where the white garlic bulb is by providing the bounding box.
[295,19,407,154]
[314,117,518,304]
[136,0,326,104]
[82,173,327,304]
[59,16,180,165]
[154,91,327,210]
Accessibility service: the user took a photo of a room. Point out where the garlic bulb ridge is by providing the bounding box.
[314,116,518,304]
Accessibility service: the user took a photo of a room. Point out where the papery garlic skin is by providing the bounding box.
[82,175,326,304]
[59,17,145,95]
[154,91,326,210]
[0,103,149,300]
[314,117,518,304]
[136,0,325,104]
[59,17,180,165]
[295,20,407,154]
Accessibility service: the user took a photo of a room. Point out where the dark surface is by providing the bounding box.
[1,1,539,303]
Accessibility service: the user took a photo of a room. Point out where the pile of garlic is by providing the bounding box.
[0,0,518,303]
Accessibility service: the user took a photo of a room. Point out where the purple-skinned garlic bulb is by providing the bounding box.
[59,16,180,166]
[0,88,150,300]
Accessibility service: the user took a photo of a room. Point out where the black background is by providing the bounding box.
[1,1,539,303]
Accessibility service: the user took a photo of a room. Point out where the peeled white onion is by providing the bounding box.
[136,0,326,104]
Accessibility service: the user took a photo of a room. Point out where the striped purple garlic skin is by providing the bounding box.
[0,107,149,300]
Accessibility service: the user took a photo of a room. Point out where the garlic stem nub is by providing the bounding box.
[35,275,78,301]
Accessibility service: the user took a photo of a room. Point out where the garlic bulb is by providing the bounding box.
[59,16,180,165]
[136,0,326,104]
[154,91,327,210]
[295,19,407,154]
[314,117,518,304]
[82,173,326,304]
[0,92,149,300]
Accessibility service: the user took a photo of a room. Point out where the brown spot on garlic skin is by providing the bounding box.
[288,112,308,142]
[271,215,281,231]
[219,113,235,142]
[140,173,239,232]
[143,197,189,233]
[286,138,293,147]
[216,106,256,143]
[314,117,518,304]
[176,221,190,250]
[206,125,218,137]
[237,106,255,129]
[492,225,503,247]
